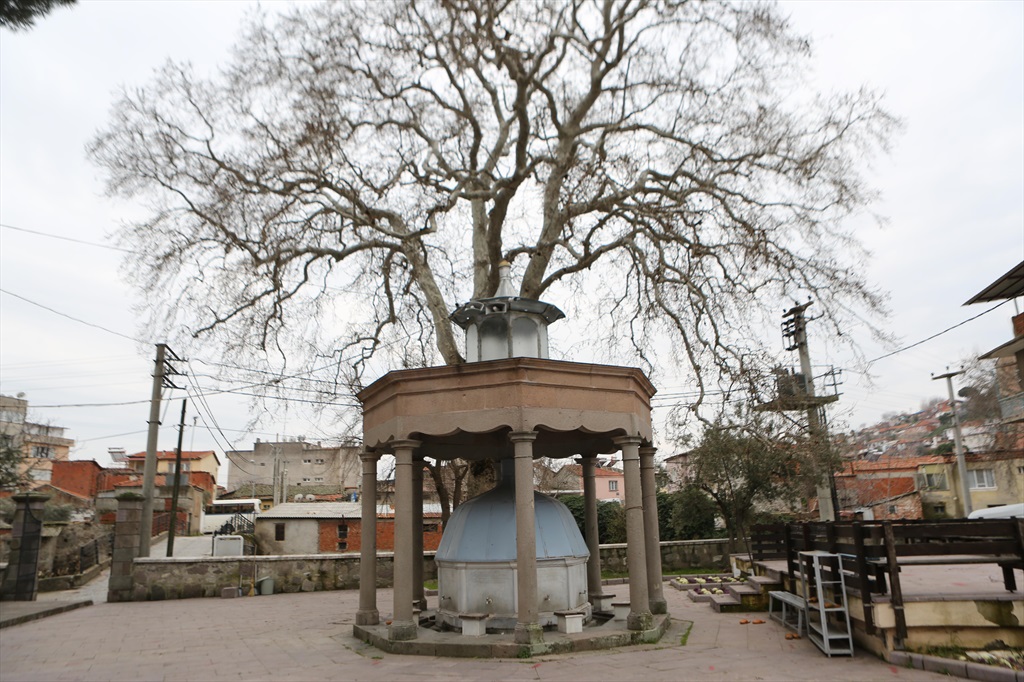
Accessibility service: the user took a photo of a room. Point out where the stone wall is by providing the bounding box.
[125,538,732,601]
[599,538,732,574]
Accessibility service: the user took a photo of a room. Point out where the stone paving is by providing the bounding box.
[0,579,965,681]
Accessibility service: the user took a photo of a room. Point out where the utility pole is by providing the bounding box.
[933,370,972,517]
[166,399,187,558]
[138,343,182,557]
[782,301,839,521]
[272,444,280,505]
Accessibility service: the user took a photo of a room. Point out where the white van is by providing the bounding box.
[967,503,1024,519]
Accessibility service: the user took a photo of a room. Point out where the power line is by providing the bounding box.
[0,288,147,344]
[0,222,139,254]
[866,299,1011,366]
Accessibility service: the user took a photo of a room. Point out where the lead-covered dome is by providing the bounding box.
[436,483,588,563]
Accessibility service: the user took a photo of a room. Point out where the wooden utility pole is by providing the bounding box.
[933,370,972,517]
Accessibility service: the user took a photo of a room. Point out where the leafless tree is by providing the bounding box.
[90,0,897,510]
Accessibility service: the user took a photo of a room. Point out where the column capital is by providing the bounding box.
[389,439,422,452]
[509,431,538,444]
[639,446,658,457]
[360,451,380,463]
[612,435,644,447]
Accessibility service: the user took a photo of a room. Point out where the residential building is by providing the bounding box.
[968,260,1024,427]
[533,459,626,502]
[835,450,1023,519]
[0,394,75,488]
[125,450,220,481]
[254,502,443,555]
[225,439,360,493]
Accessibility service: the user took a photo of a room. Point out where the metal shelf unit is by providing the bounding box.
[799,551,854,657]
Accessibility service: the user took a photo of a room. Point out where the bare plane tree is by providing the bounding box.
[90,0,897,511]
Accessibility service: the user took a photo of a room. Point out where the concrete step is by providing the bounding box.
[709,594,747,613]
[726,584,769,610]
[747,574,782,592]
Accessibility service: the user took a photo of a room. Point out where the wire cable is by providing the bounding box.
[0,288,147,344]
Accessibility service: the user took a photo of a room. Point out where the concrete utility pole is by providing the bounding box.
[933,370,972,517]
[138,344,166,555]
[166,399,187,558]
[139,343,182,556]
[783,302,839,521]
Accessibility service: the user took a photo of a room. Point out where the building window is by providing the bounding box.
[314,477,324,482]
[274,523,286,541]
[608,480,618,492]
[337,541,348,551]
[31,445,54,459]
[29,469,51,482]
[967,469,996,490]
[932,503,946,515]
[921,472,947,490]
[303,459,312,464]
[315,458,325,464]
[302,477,312,482]
[337,524,348,538]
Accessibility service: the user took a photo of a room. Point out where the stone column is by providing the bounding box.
[640,446,667,615]
[107,493,144,603]
[356,452,380,626]
[580,454,608,610]
[510,431,543,645]
[0,492,49,601]
[412,454,426,610]
[614,435,652,631]
[389,439,421,641]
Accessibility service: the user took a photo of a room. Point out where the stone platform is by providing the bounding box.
[353,610,671,657]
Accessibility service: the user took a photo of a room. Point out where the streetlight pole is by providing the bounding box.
[933,370,972,517]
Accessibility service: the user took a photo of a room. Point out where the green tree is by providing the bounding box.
[557,494,626,545]
[686,417,809,547]
[0,0,75,31]
[0,437,27,491]
[664,485,717,540]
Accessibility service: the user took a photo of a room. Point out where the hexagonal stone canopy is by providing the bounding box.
[357,356,656,460]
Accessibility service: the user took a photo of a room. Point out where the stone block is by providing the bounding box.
[460,613,488,637]
[221,587,241,598]
[922,656,966,677]
[964,661,1018,682]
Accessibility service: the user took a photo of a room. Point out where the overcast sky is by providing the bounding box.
[1,1,1021,476]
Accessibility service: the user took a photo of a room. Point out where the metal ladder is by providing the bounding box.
[799,551,854,657]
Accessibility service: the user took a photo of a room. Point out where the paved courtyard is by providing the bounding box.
[1,578,964,681]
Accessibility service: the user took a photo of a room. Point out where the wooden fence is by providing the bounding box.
[750,519,1024,646]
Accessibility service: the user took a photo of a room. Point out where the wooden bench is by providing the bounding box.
[768,590,806,634]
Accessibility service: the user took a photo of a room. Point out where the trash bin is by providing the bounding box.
[257,577,275,595]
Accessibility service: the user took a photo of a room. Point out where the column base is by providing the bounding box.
[388,620,418,641]
[590,592,616,612]
[355,609,380,626]
[627,610,653,631]
[649,597,668,615]
[513,622,544,645]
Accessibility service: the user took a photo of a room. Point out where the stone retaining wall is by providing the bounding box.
[127,538,733,601]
